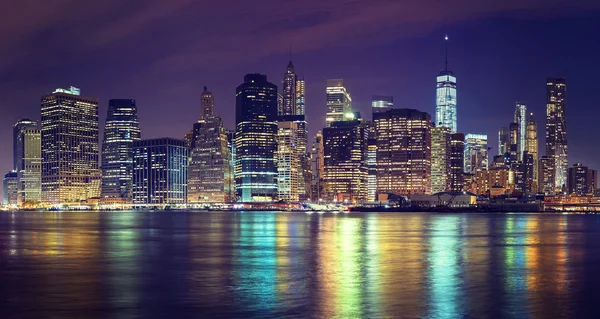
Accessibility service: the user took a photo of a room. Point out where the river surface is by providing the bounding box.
[1,211,600,319]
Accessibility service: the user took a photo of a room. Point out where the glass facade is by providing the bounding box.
[374,109,432,197]
[310,131,324,201]
[132,138,188,205]
[371,95,393,117]
[546,77,568,193]
[464,134,488,174]
[525,113,539,192]
[296,79,305,116]
[101,99,141,203]
[277,121,301,202]
[235,74,278,202]
[326,79,351,127]
[514,103,527,161]
[41,87,99,204]
[431,126,451,193]
[435,72,457,133]
[450,133,465,192]
[19,129,41,205]
[3,170,18,206]
[280,60,297,116]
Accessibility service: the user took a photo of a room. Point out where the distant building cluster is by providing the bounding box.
[2,44,595,208]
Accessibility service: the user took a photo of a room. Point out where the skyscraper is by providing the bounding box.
[464,134,488,174]
[450,133,465,192]
[310,131,324,202]
[514,103,527,161]
[188,87,233,203]
[101,99,141,203]
[539,156,555,195]
[325,79,351,127]
[18,129,41,205]
[200,86,215,120]
[366,122,377,202]
[281,60,297,116]
[132,138,188,205]
[498,127,510,156]
[3,171,18,206]
[296,78,306,116]
[277,120,301,202]
[279,114,309,200]
[41,86,99,204]
[525,113,539,192]
[431,126,451,193]
[323,114,368,202]
[567,163,597,196]
[509,122,519,164]
[436,35,457,133]
[371,95,393,117]
[235,74,278,202]
[546,77,568,193]
[13,119,38,171]
[374,109,432,197]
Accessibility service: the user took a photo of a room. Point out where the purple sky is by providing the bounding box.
[2,0,600,199]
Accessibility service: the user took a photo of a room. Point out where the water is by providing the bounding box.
[1,211,600,319]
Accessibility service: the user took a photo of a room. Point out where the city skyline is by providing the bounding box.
[2,3,600,200]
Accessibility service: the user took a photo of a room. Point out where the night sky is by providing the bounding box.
[1,0,600,198]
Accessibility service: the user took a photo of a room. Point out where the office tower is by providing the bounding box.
[464,134,488,174]
[546,77,568,193]
[525,113,539,192]
[431,126,451,193]
[281,60,297,116]
[366,122,377,201]
[326,79,351,127]
[200,86,214,120]
[323,114,368,202]
[184,130,194,148]
[279,114,309,200]
[475,168,515,197]
[41,86,99,204]
[226,130,237,201]
[3,171,18,206]
[508,123,519,164]
[515,152,535,194]
[13,119,38,171]
[132,138,188,204]
[310,131,324,201]
[371,95,393,117]
[277,93,283,116]
[450,133,465,192]
[567,163,597,196]
[374,109,431,197]
[296,78,306,115]
[436,35,457,133]
[277,121,301,202]
[17,129,41,205]
[539,156,555,195]
[498,127,510,156]
[188,88,233,203]
[235,74,278,202]
[101,99,141,204]
[514,103,527,161]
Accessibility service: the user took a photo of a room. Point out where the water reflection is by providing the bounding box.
[0,212,596,319]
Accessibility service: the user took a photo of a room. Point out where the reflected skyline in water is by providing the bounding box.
[1,211,600,318]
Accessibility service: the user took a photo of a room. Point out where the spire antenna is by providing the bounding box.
[444,34,449,71]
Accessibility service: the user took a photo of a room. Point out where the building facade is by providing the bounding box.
[374,109,432,197]
[539,155,555,195]
[101,99,141,203]
[325,79,351,127]
[514,103,527,161]
[296,78,306,116]
[18,129,41,205]
[498,127,510,156]
[3,171,18,206]
[235,74,278,202]
[546,77,568,193]
[310,131,324,202]
[431,126,451,193]
[464,134,488,174]
[277,121,301,202]
[371,95,393,116]
[323,117,368,202]
[567,163,597,196]
[132,138,188,205]
[450,133,465,192]
[525,113,539,192]
[41,86,99,204]
[13,119,38,171]
[280,60,297,116]
[436,71,457,133]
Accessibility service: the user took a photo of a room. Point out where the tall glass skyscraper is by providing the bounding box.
[296,78,305,116]
[101,99,141,203]
[41,86,99,204]
[326,79,351,127]
[132,138,188,205]
[431,126,451,193]
[281,60,297,116]
[514,103,527,161]
[546,77,568,193]
[436,36,457,132]
[464,134,488,174]
[235,74,278,202]
[13,119,41,205]
[525,113,539,192]
[13,119,38,171]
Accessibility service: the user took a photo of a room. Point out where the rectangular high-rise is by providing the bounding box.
[514,103,527,161]
[374,109,431,197]
[431,126,451,193]
[436,71,457,133]
[3,171,18,206]
[18,129,41,205]
[546,77,568,193]
[498,127,510,156]
[450,133,465,192]
[464,134,488,174]
[132,138,188,204]
[325,79,351,127]
[567,163,597,196]
[277,121,302,202]
[310,131,324,202]
[539,156,555,195]
[41,86,99,204]
[525,113,539,192]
